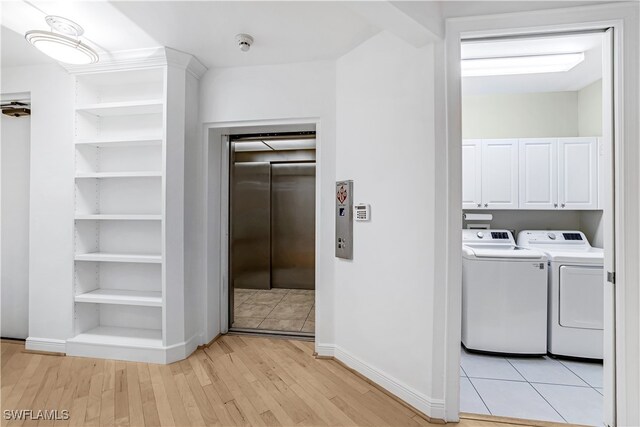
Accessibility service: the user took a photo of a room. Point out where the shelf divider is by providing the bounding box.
[74,214,162,221]
[75,252,162,264]
[75,99,163,117]
[75,171,162,179]
[75,289,162,307]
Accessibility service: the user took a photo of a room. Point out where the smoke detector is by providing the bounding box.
[235,34,254,52]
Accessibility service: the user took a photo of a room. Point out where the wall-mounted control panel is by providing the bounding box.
[335,180,353,259]
[354,203,370,221]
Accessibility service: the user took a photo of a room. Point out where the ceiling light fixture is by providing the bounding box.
[25,16,98,65]
[461,52,584,77]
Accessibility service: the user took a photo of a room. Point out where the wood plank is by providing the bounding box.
[148,364,176,427]
[83,359,105,426]
[138,363,161,427]
[100,360,116,426]
[114,361,130,427]
[125,363,144,427]
[178,360,219,425]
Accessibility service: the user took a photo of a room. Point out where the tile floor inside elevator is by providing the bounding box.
[232,288,315,334]
[460,346,603,426]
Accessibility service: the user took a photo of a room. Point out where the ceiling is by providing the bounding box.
[1,1,379,69]
[0,1,619,70]
[462,33,604,95]
[439,0,621,19]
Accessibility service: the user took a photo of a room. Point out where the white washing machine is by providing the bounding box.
[462,229,548,355]
[517,230,604,359]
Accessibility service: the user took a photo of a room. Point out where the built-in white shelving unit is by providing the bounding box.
[67,49,206,364]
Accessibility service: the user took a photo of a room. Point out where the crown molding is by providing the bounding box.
[64,46,207,79]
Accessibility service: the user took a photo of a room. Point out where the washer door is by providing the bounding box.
[559,265,604,330]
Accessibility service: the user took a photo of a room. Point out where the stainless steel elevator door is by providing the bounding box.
[270,163,316,289]
[231,162,271,290]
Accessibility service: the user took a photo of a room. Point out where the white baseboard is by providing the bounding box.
[166,333,200,363]
[315,342,335,357]
[67,333,202,364]
[332,345,446,420]
[25,337,66,353]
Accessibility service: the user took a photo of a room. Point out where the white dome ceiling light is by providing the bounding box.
[25,16,99,65]
[235,34,254,52]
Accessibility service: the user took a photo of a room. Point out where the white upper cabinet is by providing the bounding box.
[462,140,482,209]
[558,137,598,209]
[481,139,519,209]
[519,139,558,209]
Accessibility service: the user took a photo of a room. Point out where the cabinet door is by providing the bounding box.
[558,137,598,210]
[519,139,558,209]
[462,140,482,209]
[481,139,518,209]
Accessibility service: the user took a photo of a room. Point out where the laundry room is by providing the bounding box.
[459,32,607,426]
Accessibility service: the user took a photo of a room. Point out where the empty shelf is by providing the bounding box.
[75,214,162,221]
[75,289,162,307]
[75,137,162,148]
[75,171,162,179]
[76,100,163,117]
[75,253,162,263]
[68,326,162,348]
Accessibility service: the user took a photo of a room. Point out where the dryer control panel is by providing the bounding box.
[517,230,591,246]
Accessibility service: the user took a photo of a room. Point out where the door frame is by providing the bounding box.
[202,118,322,339]
[443,3,639,425]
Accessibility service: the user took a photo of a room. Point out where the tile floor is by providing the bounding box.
[232,288,315,334]
[460,346,603,426]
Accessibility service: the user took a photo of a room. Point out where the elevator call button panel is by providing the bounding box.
[335,180,353,259]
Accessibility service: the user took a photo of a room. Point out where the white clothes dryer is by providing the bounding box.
[462,229,548,355]
[517,230,604,359]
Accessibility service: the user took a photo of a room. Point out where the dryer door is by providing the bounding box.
[559,265,604,330]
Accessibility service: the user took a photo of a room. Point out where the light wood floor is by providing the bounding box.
[1,335,527,427]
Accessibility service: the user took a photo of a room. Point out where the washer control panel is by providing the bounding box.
[463,229,515,244]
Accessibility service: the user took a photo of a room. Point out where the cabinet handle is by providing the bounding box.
[554,203,558,208]
[477,203,481,208]
[484,204,488,208]
[561,203,565,208]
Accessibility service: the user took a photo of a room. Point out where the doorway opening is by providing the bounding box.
[1,94,31,340]
[458,30,612,426]
[228,131,316,337]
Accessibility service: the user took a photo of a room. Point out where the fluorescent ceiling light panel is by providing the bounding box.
[461,53,584,77]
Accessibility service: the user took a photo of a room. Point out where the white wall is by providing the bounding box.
[462,91,579,138]
[1,114,30,339]
[463,82,603,139]
[1,65,75,349]
[334,31,440,415]
[199,60,337,346]
[463,209,582,235]
[463,209,604,247]
[579,210,604,247]
[578,79,602,136]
